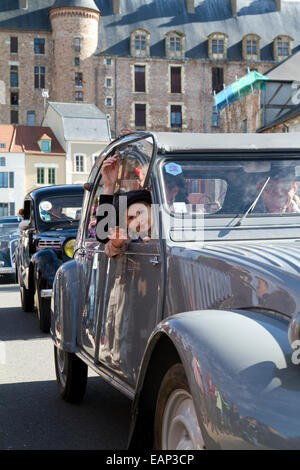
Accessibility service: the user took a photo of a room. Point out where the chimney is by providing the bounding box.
[185,0,195,14]
[275,0,281,11]
[112,0,121,14]
[230,0,237,17]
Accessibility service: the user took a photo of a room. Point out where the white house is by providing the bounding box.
[0,125,25,216]
[42,102,111,184]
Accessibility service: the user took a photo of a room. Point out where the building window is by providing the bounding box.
[0,172,14,188]
[75,72,83,87]
[106,78,112,87]
[170,37,181,52]
[74,37,81,52]
[74,57,80,66]
[135,35,146,51]
[10,66,18,88]
[10,37,18,54]
[170,105,182,128]
[34,66,45,89]
[135,103,146,128]
[41,140,51,152]
[246,40,257,55]
[212,67,224,94]
[212,106,220,127]
[242,35,261,60]
[74,155,84,173]
[208,33,228,59]
[27,110,35,126]
[212,39,224,54]
[0,203,8,217]
[170,67,181,93]
[75,91,83,101]
[11,92,18,105]
[10,110,18,124]
[165,31,185,57]
[34,38,45,54]
[48,168,56,185]
[274,35,293,61]
[131,29,150,56]
[277,41,289,57]
[0,157,6,166]
[106,58,111,65]
[134,65,146,92]
[37,168,45,184]
[106,97,112,107]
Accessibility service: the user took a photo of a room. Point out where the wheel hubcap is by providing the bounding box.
[162,389,205,450]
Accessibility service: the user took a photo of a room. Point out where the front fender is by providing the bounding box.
[133,309,300,449]
[50,259,85,353]
[32,249,62,290]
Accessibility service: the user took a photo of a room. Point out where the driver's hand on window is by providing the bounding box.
[102,154,120,195]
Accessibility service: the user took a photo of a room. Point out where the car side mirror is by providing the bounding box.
[19,219,30,231]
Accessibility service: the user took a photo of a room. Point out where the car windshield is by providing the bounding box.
[36,194,83,231]
[161,158,300,222]
[0,222,20,239]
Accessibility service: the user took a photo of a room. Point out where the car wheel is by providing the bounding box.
[154,363,205,450]
[54,345,88,403]
[35,282,51,333]
[20,284,34,312]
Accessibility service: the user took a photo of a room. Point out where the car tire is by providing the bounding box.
[35,282,51,333]
[154,363,205,450]
[54,345,88,403]
[20,284,34,312]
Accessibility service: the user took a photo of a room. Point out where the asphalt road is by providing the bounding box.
[0,278,132,450]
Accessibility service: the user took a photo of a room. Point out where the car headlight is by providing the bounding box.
[64,239,76,258]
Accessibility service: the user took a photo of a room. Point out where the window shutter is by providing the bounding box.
[135,104,146,127]
[135,66,145,92]
[171,67,181,93]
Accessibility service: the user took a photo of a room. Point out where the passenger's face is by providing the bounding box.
[127,202,151,236]
[260,180,298,213]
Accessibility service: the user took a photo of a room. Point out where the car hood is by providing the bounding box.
[39,229,78,239]
[168,240,300,320]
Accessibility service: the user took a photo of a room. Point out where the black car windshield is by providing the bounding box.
[36,194,83,231]
[0,222,20,238]
[161,158,300,222]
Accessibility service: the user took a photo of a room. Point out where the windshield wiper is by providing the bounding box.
[234,177,270,227]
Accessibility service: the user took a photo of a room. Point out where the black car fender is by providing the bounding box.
[32,249,62,291]
[50,259,85,352]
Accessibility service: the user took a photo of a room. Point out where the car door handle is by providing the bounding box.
[149,256,160,266]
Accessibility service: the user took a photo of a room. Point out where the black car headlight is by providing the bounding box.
[64,239,76,259]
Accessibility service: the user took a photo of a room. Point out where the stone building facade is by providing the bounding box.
[0,0,300,136]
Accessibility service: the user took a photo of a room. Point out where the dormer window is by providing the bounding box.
[165,31,185,58]
[208,33,228,59]
[273,35,293,61]
[242,34,260,60]
[38,135,52,153]
[130,29,150,57]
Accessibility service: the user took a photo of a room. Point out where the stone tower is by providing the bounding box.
[49,0,100,104]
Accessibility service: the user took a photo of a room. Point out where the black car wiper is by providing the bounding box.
[234,177,270,227]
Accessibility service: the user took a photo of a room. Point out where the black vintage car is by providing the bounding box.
[0,216,21,282]
[15,185,84,332]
